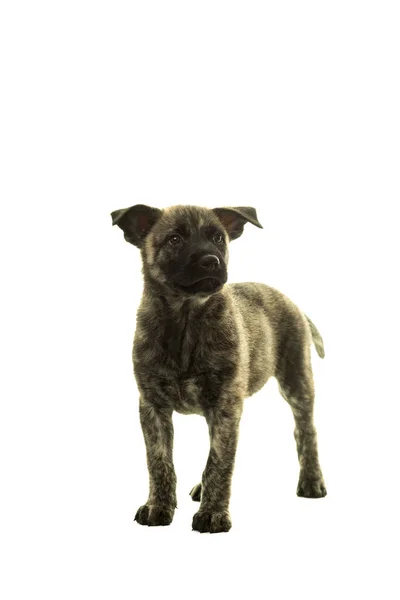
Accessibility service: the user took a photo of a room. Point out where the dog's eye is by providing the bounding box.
[169,234,183,245]
[213,233,224,244]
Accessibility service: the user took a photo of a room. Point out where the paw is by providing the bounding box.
[297,474,327,498]
[134,504,174,526]
[189,483,202,502]
[192,509,232,533]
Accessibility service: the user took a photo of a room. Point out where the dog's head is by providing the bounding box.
[111,204,263,297]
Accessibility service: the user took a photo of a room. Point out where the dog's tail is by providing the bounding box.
[305,315,325,359]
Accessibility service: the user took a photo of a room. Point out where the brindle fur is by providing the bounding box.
[111,204,327,533]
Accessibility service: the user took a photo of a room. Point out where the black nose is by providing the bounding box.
[198,254,220,270]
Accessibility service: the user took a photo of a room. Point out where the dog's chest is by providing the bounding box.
[134,297,239,414]
[161,318,208,413]
[175,377,204,415]
[160,307,203,372]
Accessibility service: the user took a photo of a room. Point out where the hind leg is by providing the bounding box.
[277,346,327,498]
[189,483,202,502]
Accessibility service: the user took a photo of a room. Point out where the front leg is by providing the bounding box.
[134,397,177,527]
[192,403,243,533]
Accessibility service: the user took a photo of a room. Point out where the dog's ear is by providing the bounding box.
[111,204,162,247]
[212,207,263,241]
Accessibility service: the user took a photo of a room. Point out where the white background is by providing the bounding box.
[1,1,399,598]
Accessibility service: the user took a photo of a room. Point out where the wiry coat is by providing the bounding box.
[111,203,327,533]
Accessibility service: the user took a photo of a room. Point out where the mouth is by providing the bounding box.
[174,276,225,295]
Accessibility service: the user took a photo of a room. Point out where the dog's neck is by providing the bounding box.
[139,272,227,367]
[141,275,212,316]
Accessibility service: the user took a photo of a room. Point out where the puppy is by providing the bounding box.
[111,204,327,533]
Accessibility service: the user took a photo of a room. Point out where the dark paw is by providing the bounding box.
[297,475,327,498]
[192,510,232,533]
[189,483,202,502]
[134,504,174,526]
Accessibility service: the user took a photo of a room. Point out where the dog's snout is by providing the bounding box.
[198,254,220,271]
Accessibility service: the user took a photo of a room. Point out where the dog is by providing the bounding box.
[111,203,327,533]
